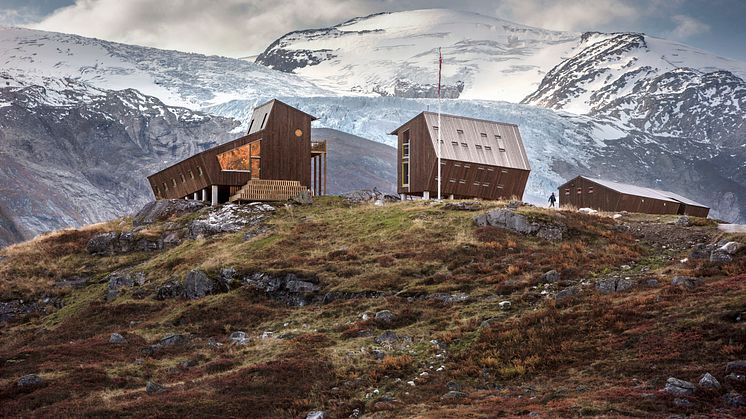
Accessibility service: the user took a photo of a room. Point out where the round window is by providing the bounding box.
[295,129,303,138]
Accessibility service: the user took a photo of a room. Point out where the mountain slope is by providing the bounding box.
[256,9,579,101]
[0,27,334,109]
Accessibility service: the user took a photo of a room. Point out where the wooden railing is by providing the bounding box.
[229,179,309,202]
[311,140,327,154]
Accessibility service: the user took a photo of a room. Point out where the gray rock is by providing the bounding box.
[188,204,272,239]
[719,241,742,255]
[155,279,183,300]
[540,270,560,283]
[673,398,692,408]
[644,279,659,287]
[726,373,746,383]
[597,277,635,293]
[664,377,696,396]
[159,333,187,347]
[671,276,699,288]
[555,286,580,302]
[145,380,166,395]
[342,189,399,204]
[370,349,386,360]
[441,390,468,400]
[216,267,237,292]
[86,232,119,255]
[229,331,249,345]
[689,243,714,260]
[443,201,482,211]
[289,190,313,205]
[243,272,320,306]
[726,360,746,375]
[698,373,720,389]
[431,292,470,304]
[710,250,733,263]
[109,333,127,344]
[305,411,326,419]
[723,391,746,407]
[374,330,400,344]
[446,381,462,391]
[285,278,320,293]
[106,271,146,301]
[498,301,511,311]
[374,310,395,323]
[17,374,44,389]
[474,208,565,241]
[133,199,206,226]
[160,230,184,248]
[674,215,690,226]
[182,270,215,299]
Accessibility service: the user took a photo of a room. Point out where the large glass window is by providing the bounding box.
[250,141,261,179]
[217,143,251,171]
[402,130,410,187]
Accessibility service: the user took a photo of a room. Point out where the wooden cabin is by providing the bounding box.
[390,112,530,200]
[558,176,710,217]
[147,99,327,204]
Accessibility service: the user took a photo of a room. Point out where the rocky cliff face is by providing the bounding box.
[0,81,238,247]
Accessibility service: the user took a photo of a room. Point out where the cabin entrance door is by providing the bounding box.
[250,140,261,180]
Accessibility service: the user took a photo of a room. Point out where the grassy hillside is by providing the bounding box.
[0,198,744,418]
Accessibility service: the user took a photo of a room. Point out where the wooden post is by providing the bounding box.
[201,188,207,202]
[323,151,327,196]
[211,185,219,206]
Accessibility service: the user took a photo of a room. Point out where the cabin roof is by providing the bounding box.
[390,111,530,171]
[568,176,709,209]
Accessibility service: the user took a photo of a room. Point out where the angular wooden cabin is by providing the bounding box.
[147,99,327,204]
[390,112,530,200]
[558,176,710,217]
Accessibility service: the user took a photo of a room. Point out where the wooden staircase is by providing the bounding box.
[229,179,309,202]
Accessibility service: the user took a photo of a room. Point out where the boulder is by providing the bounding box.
[474,208,565,241]
[155,279,184,300]
[726,373,746,383]
[374,330,400,345]
[710,250,733,263]
[145,380,166,395]
[540,270,560,283]
[370,349,386,360]
[342,189,399,204]
[106,271,146,301]
[441,390,468,400]
[443,201,482,211]
[133,199,206,226]
[671,276,699,288]
[555,286,580,302]
[664,377,696,396]
[159,333,187,347]
[689,243,715,260]
[17,374,44,389]
[597,277,635,294]
[109,333,127,344]
[723,391,745,407]
[720,242,742,255]
[674,215,690,226]
[229,331,249,346]
[182,270,215,299]
[188,204,273,239]
[374,310,395,323]
[431,292,470,304]
[217,267,237,292]
[86,232,119,255]
[578,208,598,215]
[305,411,326,419]
[498,301,511,311]
[243,272,321,306]
[726,360,746,375]
[698,373,720,389]
[289,190,313,205]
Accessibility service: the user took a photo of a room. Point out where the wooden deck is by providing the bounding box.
[229,179,309,202]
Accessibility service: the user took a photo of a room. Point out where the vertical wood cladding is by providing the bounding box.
[148,100,314,200]
[394,112,530,200]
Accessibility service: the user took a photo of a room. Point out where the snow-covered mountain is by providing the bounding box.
[0,27,334,109]
[256,9,580,101]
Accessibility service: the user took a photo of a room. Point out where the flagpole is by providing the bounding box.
[437,47,442,201]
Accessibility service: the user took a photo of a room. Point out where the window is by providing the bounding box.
[588,187,594,193]
[402,129,410,158]
[295,129,303,138]
[402,129,410,187]
[451,141,459,146]
[260,113,268,129]
[449,179,456,183]
[478,166,485,171]
[501,169,508,174]
[459,179,466,184]
[484,146,492,151]
[217,143,251,172]
[456,129,464,135]
[188,170,194,179]
[163,182,168,191]
[172,179,177,187]
[497,184,504,189]
[487,167,495,172]
[473,182,481,186]
[155,186,161,196]
[248,119,255,133]
[482,182,490,187]
[495,134,502,140]
[480,133,488,139]
[461,143,468,148]
[464,164,471,169]
[565,188,571,195]
[180,173,186,183]
[454,163,461,167]
[198,167,203,176]
[475,145,483,150]
[496,135,506,151]
[433,125,439,131]
[250,141,261,179]
[402,161,410,186]
[577,188,582,194]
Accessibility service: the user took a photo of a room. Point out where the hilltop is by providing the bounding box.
[1,197,744,417]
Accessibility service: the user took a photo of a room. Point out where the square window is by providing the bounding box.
[484,146,492,151]
[461,143,468,147]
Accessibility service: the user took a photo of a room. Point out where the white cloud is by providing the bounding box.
[0,7,42,26]
[495,0,639,32]
[670,14,710,39]
[29,0,377,57]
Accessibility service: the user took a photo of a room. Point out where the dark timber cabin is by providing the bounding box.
[147,99,327,204]
[559,176,710,217]
[390,112,530,200]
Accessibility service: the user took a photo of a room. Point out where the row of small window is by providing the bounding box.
[155,166,204,195]
[447,179,503,188]
[565,187,594,195]
[446,141,505,152]
[434,126,502,139]
[452,162,509,174]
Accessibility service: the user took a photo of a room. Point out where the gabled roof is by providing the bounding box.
[390,111,530,171]
[571,176,709,209]
[247,99,318,135]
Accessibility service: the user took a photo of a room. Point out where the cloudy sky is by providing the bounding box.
[1,0,744,61]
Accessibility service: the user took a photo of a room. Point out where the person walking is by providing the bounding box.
[548,192,556,208]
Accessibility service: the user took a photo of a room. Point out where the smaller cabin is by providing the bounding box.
[147,99,327,204]
[558,176,710,217]
[390,112,531,200]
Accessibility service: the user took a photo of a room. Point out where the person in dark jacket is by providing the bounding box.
[548,192,556,208]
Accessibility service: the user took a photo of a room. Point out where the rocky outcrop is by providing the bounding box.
[596,277,635,294]
[664,377,696,396]
[182,270,216,299]
[474,208,566,241]
[342,189,399,205]
[132,200,206,226]
[105,271,146,301]
[243,272,321,306]
[188,203,274,239]
[86,231,163,255]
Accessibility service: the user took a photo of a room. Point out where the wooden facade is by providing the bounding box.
[558,176,710,217]
[147,99,322,204]
[391,112,530,200]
